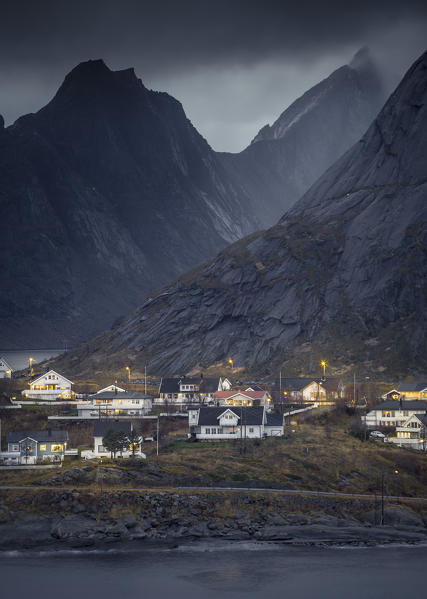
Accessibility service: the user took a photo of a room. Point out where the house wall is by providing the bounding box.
[364,408,425,428]
[196,424,264,440]
[400,390,427,400]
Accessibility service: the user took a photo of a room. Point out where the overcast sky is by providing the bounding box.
[0,1,426,151]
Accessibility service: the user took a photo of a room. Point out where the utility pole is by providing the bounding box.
[380,471,385,525]
[156,416,159,458]
[279,370,283,414]
[240,402,243,454]
[353,372,356,405]
[145,364,147,395]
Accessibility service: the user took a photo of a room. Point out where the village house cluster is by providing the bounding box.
[2,366,426,466]
[363,382,427,450]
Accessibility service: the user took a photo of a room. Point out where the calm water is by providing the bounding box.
[0,349,64,371]
[0,542,425,598]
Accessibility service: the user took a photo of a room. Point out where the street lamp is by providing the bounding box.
[29,357,34,377]
[125,366,130,382]
[380,469,399,525]
[228,358,233,369]
[320,360,326,381]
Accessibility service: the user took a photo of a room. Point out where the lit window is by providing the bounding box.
[39,444,46,451]
[51,444,63,452]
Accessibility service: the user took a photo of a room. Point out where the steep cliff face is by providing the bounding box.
[0,60,260,347]
[220,48,385,225]
[55,50,427,377]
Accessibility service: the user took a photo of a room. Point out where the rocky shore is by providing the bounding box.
[1,485,426,551]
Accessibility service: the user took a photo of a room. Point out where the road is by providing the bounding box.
[0,484,426,503]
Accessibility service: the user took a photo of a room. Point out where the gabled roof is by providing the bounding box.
[93,421,132,436]
[401,413,427,427]
[197,406,265,426]
[266,412,284,427]
[7,429,68,443]
[90,391,152,400]
[0,356,12,370]
[320,379,341,392]
[213,390,267,400]
[416,414,427,427]
[245,385,265,392]
[274,378,315,391]
[31,370,73,386]
[198,378,220,393]
[398,382,427,392]
[96,384,126,394]
[369,400,427,412]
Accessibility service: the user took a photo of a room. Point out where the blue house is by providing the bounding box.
[5,429,68,464]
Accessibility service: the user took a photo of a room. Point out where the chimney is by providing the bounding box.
[399,396,403,410]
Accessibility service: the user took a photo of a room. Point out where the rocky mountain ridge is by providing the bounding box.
[219,47,385,224]
[0,60,261,348]
[53,50,427,377]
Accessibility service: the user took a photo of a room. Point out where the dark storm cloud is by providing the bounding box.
[0,0,426,149]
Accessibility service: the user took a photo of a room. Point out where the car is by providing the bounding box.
[370,430,386,438]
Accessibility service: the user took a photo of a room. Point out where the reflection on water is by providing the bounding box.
[0,543,425,598]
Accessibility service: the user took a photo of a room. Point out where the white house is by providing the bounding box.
[158,375,232,405]
[0,356,12,379]
[22,370,73,400]
[81,421,144,459]
[77,390,152,418]
[213,390,272,409]
[362,400,427,429]
[301,379,344,404]
[387,413,427,450]
[188,406,284,441]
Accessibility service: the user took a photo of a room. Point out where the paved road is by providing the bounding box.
[0,484,426,503]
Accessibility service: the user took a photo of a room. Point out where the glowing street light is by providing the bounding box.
[29,357,34,377]
[125,366,131,382]
[320,360,326,380]
[228,358,233,369]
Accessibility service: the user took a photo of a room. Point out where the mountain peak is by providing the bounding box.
[50,59,143,106]
[349,46,373,71]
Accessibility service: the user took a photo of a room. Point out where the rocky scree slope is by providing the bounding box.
[0,60,261,348]
[219,48,385,224]
[52,50,427,378]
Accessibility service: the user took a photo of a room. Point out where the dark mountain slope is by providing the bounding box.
[0,60,261,348]
[219,48,385,225]
[53,50,427,377]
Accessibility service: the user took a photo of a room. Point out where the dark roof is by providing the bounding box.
[414,414,427,426]
[319,379,341,392]
[369,400,427,412]
[397,382,427,392]
[93,421,132,436]
[199,378,220,393]
[197,406,265,426]
[89,391,152,400]
[159,376,219,394]
[273,378,314,391]
[246,384,266,392]
[266,412,284,427]
[6,429,68,443]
